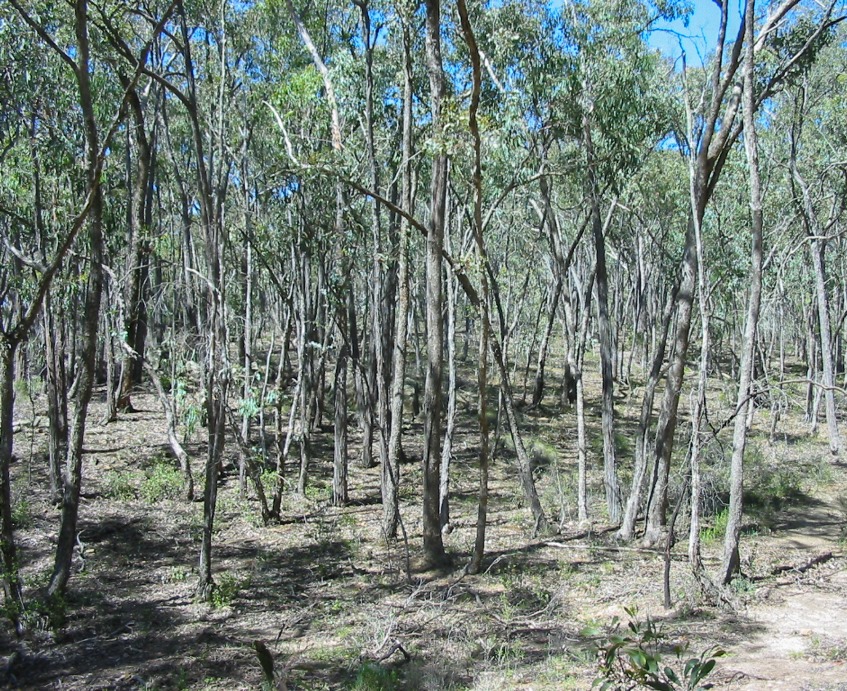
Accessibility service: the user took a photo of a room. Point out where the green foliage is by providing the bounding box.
[730,576,756,596]
[699,508,728,545]
[210,572,248,609]
[172,376,203,441]
[105,470,138,501]
[745,463,803,512]
[163,565,191,584]
[21,592,68,631]
[140,461,184,503]
[590,607,724,690]
[11,495,32,529]
[350,662,399,691]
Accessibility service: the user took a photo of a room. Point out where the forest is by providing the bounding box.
[1,0,847,688]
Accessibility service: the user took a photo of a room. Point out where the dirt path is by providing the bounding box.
[712,490,847,690]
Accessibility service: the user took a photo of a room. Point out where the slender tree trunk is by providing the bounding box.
[531,274,562,409]
[644,214,699,545]
[590,192,621,523]
[687,81,712,582]
[421,0,447,564]
[617,287,676,540]
[356,0,390,485]
[43,298,67,504]
[440,242,457,532]
[383,17,414,540]
[142,357,194,499]
[49,0,105,598]
[568,268,595,524]
[0,342,24,629]
[722,0,765,583]
[332,343,349,507]
[456,0,490,573]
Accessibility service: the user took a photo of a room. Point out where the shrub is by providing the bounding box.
[105,471,138,501]
[351,662,399,691]
[211,572,246,608]
[590,607,724,690]
[141,461,184,503]
[11,495,32,528]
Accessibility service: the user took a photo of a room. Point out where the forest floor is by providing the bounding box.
[2,366,847,690]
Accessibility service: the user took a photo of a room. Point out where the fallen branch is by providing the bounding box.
[770,551,833,577]
[374,640,411,664]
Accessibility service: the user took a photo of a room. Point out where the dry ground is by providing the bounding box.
[1,368,847,690]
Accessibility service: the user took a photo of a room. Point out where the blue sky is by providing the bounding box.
[647,0,744,66]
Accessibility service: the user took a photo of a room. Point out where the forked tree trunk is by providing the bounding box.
[617,287,676,541]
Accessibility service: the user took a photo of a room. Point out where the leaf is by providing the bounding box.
[691,658,716,685]
[645,681,673,691]
[629,649,647,669]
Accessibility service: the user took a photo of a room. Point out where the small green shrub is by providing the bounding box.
[21,592,68,631]
[163,565,191,584]
[105,471,138,501]
[589,606,724,690]
[731,575,756,595]
[351,662,399,691]
[261,468,280,492]
[11,495,32,528]
[529,437,557,470]
[305,481,331,502]
[211,572,246,608]
[141,461,184,503]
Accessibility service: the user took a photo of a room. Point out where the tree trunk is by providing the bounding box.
[43,297,67,504]
[48,0,105,598]
[440,247,457,532]
[421,0,447,565]
[332,343,349,507]
[531,274,562,409]
[722,0,765,583]
[591,194,621,524]
[117,81,154,413]
[383,16,414,540]
[617,287,676,540]
[0,342,24,629]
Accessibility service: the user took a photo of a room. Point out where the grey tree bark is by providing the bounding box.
[421,0,448,565]
[722,0,765,584]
